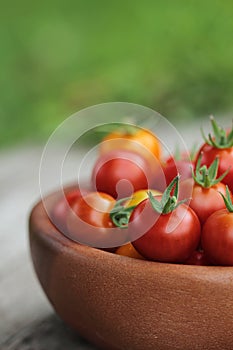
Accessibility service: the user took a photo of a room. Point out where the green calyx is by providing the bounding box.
[118,125,138,136]
[105,123,138,136]
[190,143,198,162]
[201,116,233,149]
[148,175,187,214]
[110,198,136,228]
[193,153,228,188]
[219,186,233,212]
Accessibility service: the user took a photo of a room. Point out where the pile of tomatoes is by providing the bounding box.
[51,117,233,266]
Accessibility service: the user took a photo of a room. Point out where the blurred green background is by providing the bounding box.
[1,0,233,148]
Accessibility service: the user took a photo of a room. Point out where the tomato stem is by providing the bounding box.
[110,198,136,228]
[190,143,197,162]
[193,154,228,188]
[148,175,188,214]
[201,116,233,149]
[219,186,233,212]
[95,123,139,138]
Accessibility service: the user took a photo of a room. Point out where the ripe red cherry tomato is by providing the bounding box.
[179,178,228,225]
[66,191,128,248]
[179,156,229,225]
[92,150,154,199]
[196,145,233,192]
[202,209,233,266]
[129,199,200,263]
[50,188,88,233]
[128,176,201,263]
[156,152,194,191]
[201,186,233,266]
[195,116,233,192]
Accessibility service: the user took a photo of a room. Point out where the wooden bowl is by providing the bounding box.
[29,189,233,350]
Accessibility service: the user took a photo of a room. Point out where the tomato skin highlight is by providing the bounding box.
[196,144,233,193]
[179,178,228,225]
[129,198,201,263]
[92,150,154,199]
[202,209,233,266]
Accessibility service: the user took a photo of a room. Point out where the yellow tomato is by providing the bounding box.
[99,127,161,164]
[110,189,161,229]
[115,243,145,260]
[125,189,161,207]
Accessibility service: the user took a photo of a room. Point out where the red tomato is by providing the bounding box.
[179,178,228,225]
[129,196,201,263]
[202,209,233,266]
[195,117,233,192]
[165,158,193,184]
[66,192,128,248]
[196,145,233,193]
[155,151,194,191]
[92,150,154,199]
[50,188,88,233]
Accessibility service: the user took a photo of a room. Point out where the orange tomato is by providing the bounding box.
[99,126,161,164]
[115,243,145,260]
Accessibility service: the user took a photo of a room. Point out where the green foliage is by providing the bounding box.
[1,0,233,147]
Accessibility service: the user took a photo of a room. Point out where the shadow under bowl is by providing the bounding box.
[29,189,233,350]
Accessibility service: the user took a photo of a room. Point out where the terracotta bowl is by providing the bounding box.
[29,189,233,350]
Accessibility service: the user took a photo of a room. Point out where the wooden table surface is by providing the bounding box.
[0,119,215,348]
[0,144,97,348]
[2,315,96,349]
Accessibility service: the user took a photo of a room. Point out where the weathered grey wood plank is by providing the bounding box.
[2,314,97,349]
[0,144,90,342]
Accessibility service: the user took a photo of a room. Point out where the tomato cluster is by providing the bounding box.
[51,119,233,266]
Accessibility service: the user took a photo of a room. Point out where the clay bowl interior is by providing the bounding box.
[29,188,233,350]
